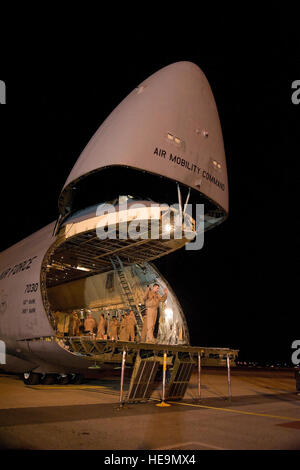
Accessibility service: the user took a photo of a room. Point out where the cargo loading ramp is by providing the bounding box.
[62,337,238,403]
[64,337,238,367]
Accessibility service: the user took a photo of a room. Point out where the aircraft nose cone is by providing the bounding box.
[59,61,228,217]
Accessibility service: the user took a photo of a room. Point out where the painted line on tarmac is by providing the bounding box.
[155,440,226,450]
[169,401,300,422]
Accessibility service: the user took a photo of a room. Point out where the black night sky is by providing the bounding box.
[0,23,298,365]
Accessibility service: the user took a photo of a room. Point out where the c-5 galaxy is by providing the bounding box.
[0,62,238,396]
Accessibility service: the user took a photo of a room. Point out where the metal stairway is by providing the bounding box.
[110,256,144,334]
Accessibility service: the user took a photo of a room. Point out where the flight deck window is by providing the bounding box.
[166,133,184,149]
[210,158,222,171]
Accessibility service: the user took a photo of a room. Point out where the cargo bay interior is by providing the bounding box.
[41,198,191,346]
[41,166,226,349]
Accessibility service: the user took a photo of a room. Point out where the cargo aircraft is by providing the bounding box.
[0,62,235,389]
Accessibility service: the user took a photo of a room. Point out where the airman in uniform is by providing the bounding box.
[109,316,119,340]
[69,311,81,337]
[54,310,70,337]
[96,313,107,339]
[119,314,129,341]
[141,284,167,343]
[127,310,137,342]
[84,312,97,335]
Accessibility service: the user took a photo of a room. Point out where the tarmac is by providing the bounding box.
[0,367,299,450]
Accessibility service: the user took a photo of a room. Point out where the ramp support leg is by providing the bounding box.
[119,348,127,407]
[227,354,232,401]
[197,352,201,401]
[156,351,171,407]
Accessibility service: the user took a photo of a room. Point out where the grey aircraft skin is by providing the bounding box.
[0,62,229,382]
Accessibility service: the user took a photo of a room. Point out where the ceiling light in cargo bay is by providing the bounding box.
[47,262,65,271]
[76,266,92,272]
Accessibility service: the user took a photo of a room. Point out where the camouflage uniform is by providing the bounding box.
[96,315,107,339]
[141,287,167,343]
[84,315,97,334]
[119,315,129,341]
[127,311,137,342]
[54,311,70,336]
[109,317,119,340]
[69,312,80,336]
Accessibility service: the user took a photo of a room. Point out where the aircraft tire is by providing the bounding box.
[71,374,84,385]
[23,372,40,385]
[41,374,57,385]
[57,374,70,385]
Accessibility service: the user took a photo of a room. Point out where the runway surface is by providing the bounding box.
[0,367,299,450]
